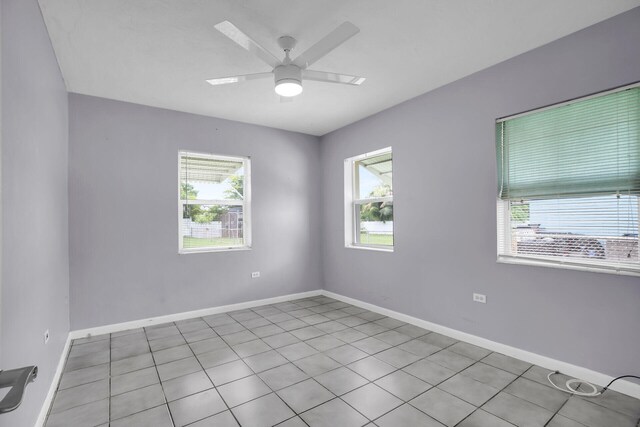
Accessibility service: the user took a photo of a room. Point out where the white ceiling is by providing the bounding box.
[39,0,640,136]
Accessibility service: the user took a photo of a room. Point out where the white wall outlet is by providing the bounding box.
[473,293,487,304]
[44,329,50,344]
[251,271,260,278]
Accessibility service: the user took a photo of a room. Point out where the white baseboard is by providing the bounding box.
[69,289,322,340]
[321,290,640,400]
[35,335,73,427]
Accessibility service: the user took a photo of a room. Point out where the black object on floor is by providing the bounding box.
[0,365,38,414]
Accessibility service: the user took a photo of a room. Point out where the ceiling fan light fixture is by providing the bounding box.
[274,64,303,97]
[275,79,303,97]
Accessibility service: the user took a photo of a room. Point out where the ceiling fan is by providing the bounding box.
[207,21,366,97]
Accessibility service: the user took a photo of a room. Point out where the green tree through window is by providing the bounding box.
[361,184,393,222]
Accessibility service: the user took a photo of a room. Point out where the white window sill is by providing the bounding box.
[497,255,640,277]
[346,244,394,253]
[179,246,251,255]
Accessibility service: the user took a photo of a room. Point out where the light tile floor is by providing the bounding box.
[44,296,640,427]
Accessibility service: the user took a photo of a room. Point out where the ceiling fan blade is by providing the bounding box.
[293,22,360,69]
[303,70,365,85]
[214,21,281,69]
[206,72,272,86]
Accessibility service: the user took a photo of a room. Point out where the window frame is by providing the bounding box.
[344,147,394,252]
[178,150,252,254]
[495,83,640,276]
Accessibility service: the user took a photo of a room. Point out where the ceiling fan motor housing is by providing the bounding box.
[274,64,302,87]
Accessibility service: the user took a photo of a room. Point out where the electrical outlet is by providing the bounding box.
[44,330,50,344]
[473,293,487,304]
[251,271,260,278]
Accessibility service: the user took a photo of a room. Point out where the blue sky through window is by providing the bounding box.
[359,165,388,198]
[190,167,243,200]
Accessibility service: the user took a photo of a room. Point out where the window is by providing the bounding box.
[496,84,639,275]
[345,147,393,250]
[179,151,251,253]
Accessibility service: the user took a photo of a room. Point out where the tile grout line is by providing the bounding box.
[143,326,176,427]
[314,325,531,425]
[222,300,436,424]
[450,358,586,426]
[256,296,381,424]
[241,297,343,426]
[314,305,439,422]
[449,358,529,427]
[543,394,580,427]
[263,298,573,426]
[52,302,473,424]
[351,335,462,424]
[163,298,325,425]
[100,329,173,424]
[244,301,320,427]
[384,341,570,426]
[225,299,336,426]
[109,324,220,424]
[47,296,636,427]
[140,311,287,422]
[224,303,306,424]
[404,354,498,425]
[279,302,433,423]
[44,339,111,425]
[175,316,245,426]
[148,321,219,424]
[263,296,374,425]
[52,303,393,427]
[478,363,573,426]
[141,310,505,425]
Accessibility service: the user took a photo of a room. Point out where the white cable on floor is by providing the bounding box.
[547,371,602,397]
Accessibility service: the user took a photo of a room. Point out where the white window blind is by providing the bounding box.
[179,151,251,253]
[496,84,639,275]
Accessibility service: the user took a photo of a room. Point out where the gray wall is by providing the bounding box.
[320,8,640,377]
[1,0,70,425]
[68,95,322,329]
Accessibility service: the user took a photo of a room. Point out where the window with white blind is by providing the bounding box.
[344,147,393,251]
[179,151,251,253]
[496,84,639,275]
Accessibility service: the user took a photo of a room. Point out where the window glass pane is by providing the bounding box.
[357,201,393,246]
[182,204,244,249]
[185,171,244,202]
[356,152,392,199]
[510,195,638,264]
